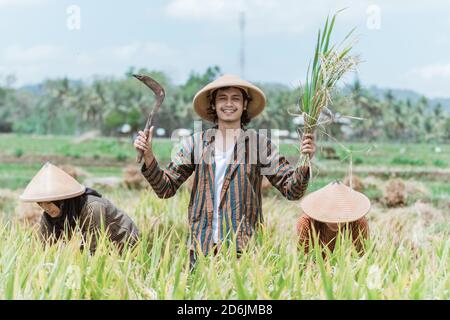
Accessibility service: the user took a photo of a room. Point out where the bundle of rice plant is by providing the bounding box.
[298,10,360,167]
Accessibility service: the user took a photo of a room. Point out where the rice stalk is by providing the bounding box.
[298,10,360,168]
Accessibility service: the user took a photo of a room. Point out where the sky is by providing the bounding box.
[1,0,450,98]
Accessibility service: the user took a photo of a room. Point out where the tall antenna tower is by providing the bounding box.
[239,11,246,78]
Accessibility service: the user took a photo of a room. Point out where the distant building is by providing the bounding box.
[293,112,353,139]
[118,123,131,134]
[172,128,192,139]
[156,128,166,137]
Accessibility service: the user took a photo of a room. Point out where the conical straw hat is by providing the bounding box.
[20,162,86,202]
[300,180,371,223]
[193,74,266,123]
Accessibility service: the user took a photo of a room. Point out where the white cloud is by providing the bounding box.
[164,0,450,37]
[445,16,450,28]
[410,62,450,80]
[110,44,140,61]
[0,0,48,8]
[3,45,65,63]
[376,0,450,12]
[401,62,450,97]
[166,0,234,19]
[0,42,178,86]
[109,43,174,61]
[164,0,367,35]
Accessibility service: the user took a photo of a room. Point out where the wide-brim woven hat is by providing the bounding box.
[299,181,371,223]
[193,74,266,123]
[19,162,86,202]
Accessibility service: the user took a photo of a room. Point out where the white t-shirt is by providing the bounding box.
[212,145,235,243]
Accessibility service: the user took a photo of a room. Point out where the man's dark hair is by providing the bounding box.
[207,86,252,128]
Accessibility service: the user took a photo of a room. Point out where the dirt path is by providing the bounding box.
[1,155,448,179]
[313,166,450,179]
[0,155,126,167]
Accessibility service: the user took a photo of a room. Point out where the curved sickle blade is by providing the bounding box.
[133,74,166,163]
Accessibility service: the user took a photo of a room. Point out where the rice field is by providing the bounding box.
[0,134,448,299]
[0,187,448,299]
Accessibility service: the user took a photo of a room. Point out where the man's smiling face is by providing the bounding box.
[214,87,246,124]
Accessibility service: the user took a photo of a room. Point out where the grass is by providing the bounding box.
[0,133,174,164]
[0,188,448,299]
[0,133,448,299]
[0,163,123,190]
[433,159,448,168]
[391,157,425,166]
[1,133,449,167]
[0,135,450,299]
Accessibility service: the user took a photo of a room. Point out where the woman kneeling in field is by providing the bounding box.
[297,181,370,255]
[20,162,139,253]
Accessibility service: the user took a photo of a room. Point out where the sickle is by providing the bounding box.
[133,74,166,163]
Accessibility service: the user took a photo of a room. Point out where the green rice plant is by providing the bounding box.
[391,156,425,166]
[14,148,24,158]
[71,152,81,159]
[115,152,128,162]
[298,10,359,167]
[353,156,363,164]
[0,188,448,299]
[432,159,447,168]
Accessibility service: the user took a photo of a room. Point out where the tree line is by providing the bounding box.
[0,66,448,142]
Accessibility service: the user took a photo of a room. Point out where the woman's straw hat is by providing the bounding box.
[19,162,86,202]
[300,181,371,223]
[193,74,266,123]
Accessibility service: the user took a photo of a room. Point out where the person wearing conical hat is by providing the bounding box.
[134,74,315,269]
[20,162,139,253]
[297,181,370,255]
